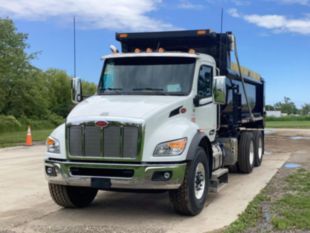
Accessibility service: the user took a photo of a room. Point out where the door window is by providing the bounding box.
[197,65,213,98]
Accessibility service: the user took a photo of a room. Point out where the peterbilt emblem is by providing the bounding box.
[95,121,108,128]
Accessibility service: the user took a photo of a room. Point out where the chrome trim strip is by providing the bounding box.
[45,160,186,190]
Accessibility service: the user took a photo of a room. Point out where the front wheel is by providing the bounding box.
[169,147,209,216]
[49,183,98,208]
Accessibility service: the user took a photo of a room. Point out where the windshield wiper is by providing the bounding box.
[132,88,164,91]
[99,87,124,95]
[103,88,123,91]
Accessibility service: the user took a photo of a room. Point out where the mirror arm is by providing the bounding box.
[193,95,200,107]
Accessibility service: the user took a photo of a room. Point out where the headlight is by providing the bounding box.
[153,138,187,156]
[46,136,60,153]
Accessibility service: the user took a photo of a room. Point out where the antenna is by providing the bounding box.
[220,8,224,33]
[218,8,224,74]
[73,16,77,78]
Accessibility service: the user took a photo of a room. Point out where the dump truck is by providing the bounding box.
[45,29,265,216]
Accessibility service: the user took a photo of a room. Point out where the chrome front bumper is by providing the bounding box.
[45,159,186,190]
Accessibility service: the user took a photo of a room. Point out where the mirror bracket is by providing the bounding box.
[193,95,200,107]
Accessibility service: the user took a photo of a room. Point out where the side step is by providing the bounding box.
[209,168,229,193]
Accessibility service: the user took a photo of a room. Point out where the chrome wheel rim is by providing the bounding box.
[258,137,263,160]
[194,162,206,199]
[249,141,254,166]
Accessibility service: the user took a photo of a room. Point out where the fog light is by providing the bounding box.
[163,172,171,180]
[152,171,172,181]
[46,166,57,177]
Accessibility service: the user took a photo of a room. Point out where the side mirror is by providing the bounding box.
[71,78,83,104]
[213,76,227,105]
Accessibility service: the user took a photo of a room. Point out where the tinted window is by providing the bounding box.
[198,65,213,98]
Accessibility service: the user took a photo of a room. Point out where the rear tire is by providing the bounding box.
[253,131,264,167]
[49,183,98,208]
[238,132,255,173]
[169,147,209,216]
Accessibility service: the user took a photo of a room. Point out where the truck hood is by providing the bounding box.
[67,95,189,123]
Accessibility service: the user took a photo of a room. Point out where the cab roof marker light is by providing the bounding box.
[188,48,196,54]
[118,33,128,39]
[196,30,208,36]
[134,48,141,53]
[158,48,165,53]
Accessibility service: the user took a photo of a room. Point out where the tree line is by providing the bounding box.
[0,18,96,132]
[266,97,310,115]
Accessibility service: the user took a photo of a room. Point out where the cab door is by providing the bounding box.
[194,64,217,142]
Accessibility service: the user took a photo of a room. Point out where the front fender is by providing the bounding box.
[45,123,66,160]
[142,117,199,162]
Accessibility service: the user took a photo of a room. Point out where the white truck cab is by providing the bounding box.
[45,30,265,216]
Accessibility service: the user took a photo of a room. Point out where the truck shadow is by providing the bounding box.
[50,191,216,219]
[51,191,181,222]
[44,191,218,224]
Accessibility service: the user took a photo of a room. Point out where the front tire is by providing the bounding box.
[49,183,98,208]
[169,147,209,216]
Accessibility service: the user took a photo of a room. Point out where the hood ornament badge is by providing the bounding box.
[95,121,108,128]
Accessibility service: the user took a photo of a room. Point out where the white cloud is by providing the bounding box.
[228,8,310,35]
[0,0,177,31]
[228,8,241,17]
[274,0,310,5]
[178,0,204,10]
[231,0,251,6]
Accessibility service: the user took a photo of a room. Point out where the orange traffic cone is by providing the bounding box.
[25,126,32,146]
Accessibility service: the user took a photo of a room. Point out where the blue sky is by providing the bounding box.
[0,0,309,106]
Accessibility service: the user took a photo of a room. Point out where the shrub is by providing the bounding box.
[266,116,310,121]
[18,115,64,130]
[0,115,22,133]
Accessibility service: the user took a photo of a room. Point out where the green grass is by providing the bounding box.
[224,192,268,233]
[271,169,310,231]
[225,169,310,233]
[266,120,310,128]
[0,129,52,148]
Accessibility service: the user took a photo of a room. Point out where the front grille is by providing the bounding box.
[67,123,140,159]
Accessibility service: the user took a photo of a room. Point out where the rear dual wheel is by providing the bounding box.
[237,131,264,173]
[253,131,264,167]
[238,132,255,173]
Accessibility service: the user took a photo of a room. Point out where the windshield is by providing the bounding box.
[98,57,196,96]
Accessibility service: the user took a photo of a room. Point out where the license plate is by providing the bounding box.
[91,178,111,189]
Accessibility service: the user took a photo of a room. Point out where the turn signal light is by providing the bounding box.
[167,139,187,152]
[47,137,55,146]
